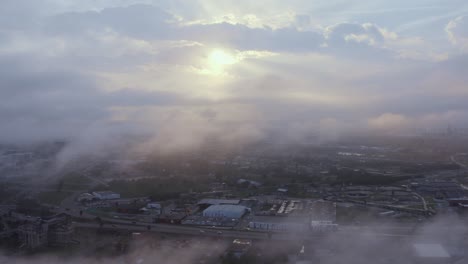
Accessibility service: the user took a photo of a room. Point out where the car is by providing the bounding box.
[217,231,223,235]
[199,229,205,233]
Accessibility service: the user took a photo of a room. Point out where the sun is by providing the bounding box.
[206,49,239,75]
[209,49,237,66]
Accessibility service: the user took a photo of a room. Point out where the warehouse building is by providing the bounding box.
[248,216,307,231]
[92,191,120,200]
[412,243,451,263]
[198,199,240,206]
[203,205,248,219]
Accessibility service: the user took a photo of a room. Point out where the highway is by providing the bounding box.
[74,217,468,242]
[53,204,463,242]
[74,217,458,241]
[75,222,274,240]
[78,220,467,241]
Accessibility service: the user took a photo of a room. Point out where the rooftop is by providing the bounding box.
[204,204,248,213]
[93,191,119,195]
[413,243,450,258]
[197,199,240,205]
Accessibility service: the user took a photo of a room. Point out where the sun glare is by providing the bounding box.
[209,49,237,66]
[206,49,239,75]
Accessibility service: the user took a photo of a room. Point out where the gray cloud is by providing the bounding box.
[0,1,467,163]
[44,4,174,39]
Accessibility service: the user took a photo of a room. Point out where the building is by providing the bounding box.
[277,188,288,195]
[92,191,120,200]
[256,199,306,216]
[155,213,186,224]
[412,243,451,263]
[77,193,96,203]
[248,216,307,231]
[309,200,337,222]
[17,213,76,250]
[237,179,262,188]
[203,205,248,219]
[446,197,468,207]
[139,202,162,215]
[249,200,337,232]
[226,239,252,258]
[17,220,48,249]
[197,199,240,206]
[310,221,338,232]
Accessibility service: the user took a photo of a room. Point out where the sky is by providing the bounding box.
[1,0,468,155]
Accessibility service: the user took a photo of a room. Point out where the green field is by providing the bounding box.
[36,191,72,205]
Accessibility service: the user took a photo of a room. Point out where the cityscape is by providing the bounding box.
[1,133,468,263]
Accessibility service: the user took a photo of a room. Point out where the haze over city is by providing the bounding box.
[1,1,468,264]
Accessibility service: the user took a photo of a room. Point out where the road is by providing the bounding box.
[39,205,468,242]
[72,212,467,241]
[75,220,467,241]
[412,192,428,211]
[451,154,468,169]
[52,204,452,241]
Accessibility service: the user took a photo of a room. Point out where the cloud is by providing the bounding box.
[322,22,410,60]
[0,51,183,157]
[0,237,229,264]
[180,22,324,52]
[446,15,468,51]
[44,4,175,39]
[368,111,468,135]
[44,5,325,53]
[1,1,468,165]
[116,104,265,155]
[368,113,412,133]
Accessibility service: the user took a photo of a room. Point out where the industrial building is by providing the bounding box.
[92,191,121,200]
[139,202,162,215]
[310,221,338,232]
[412,243,451,263]
[256,199,304,216]
[77,193,95,203]
[202,204,248,219]
[248,216,307,231]
[249,199,337,232]
[197,199,240,206]
[309,200,336,222]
